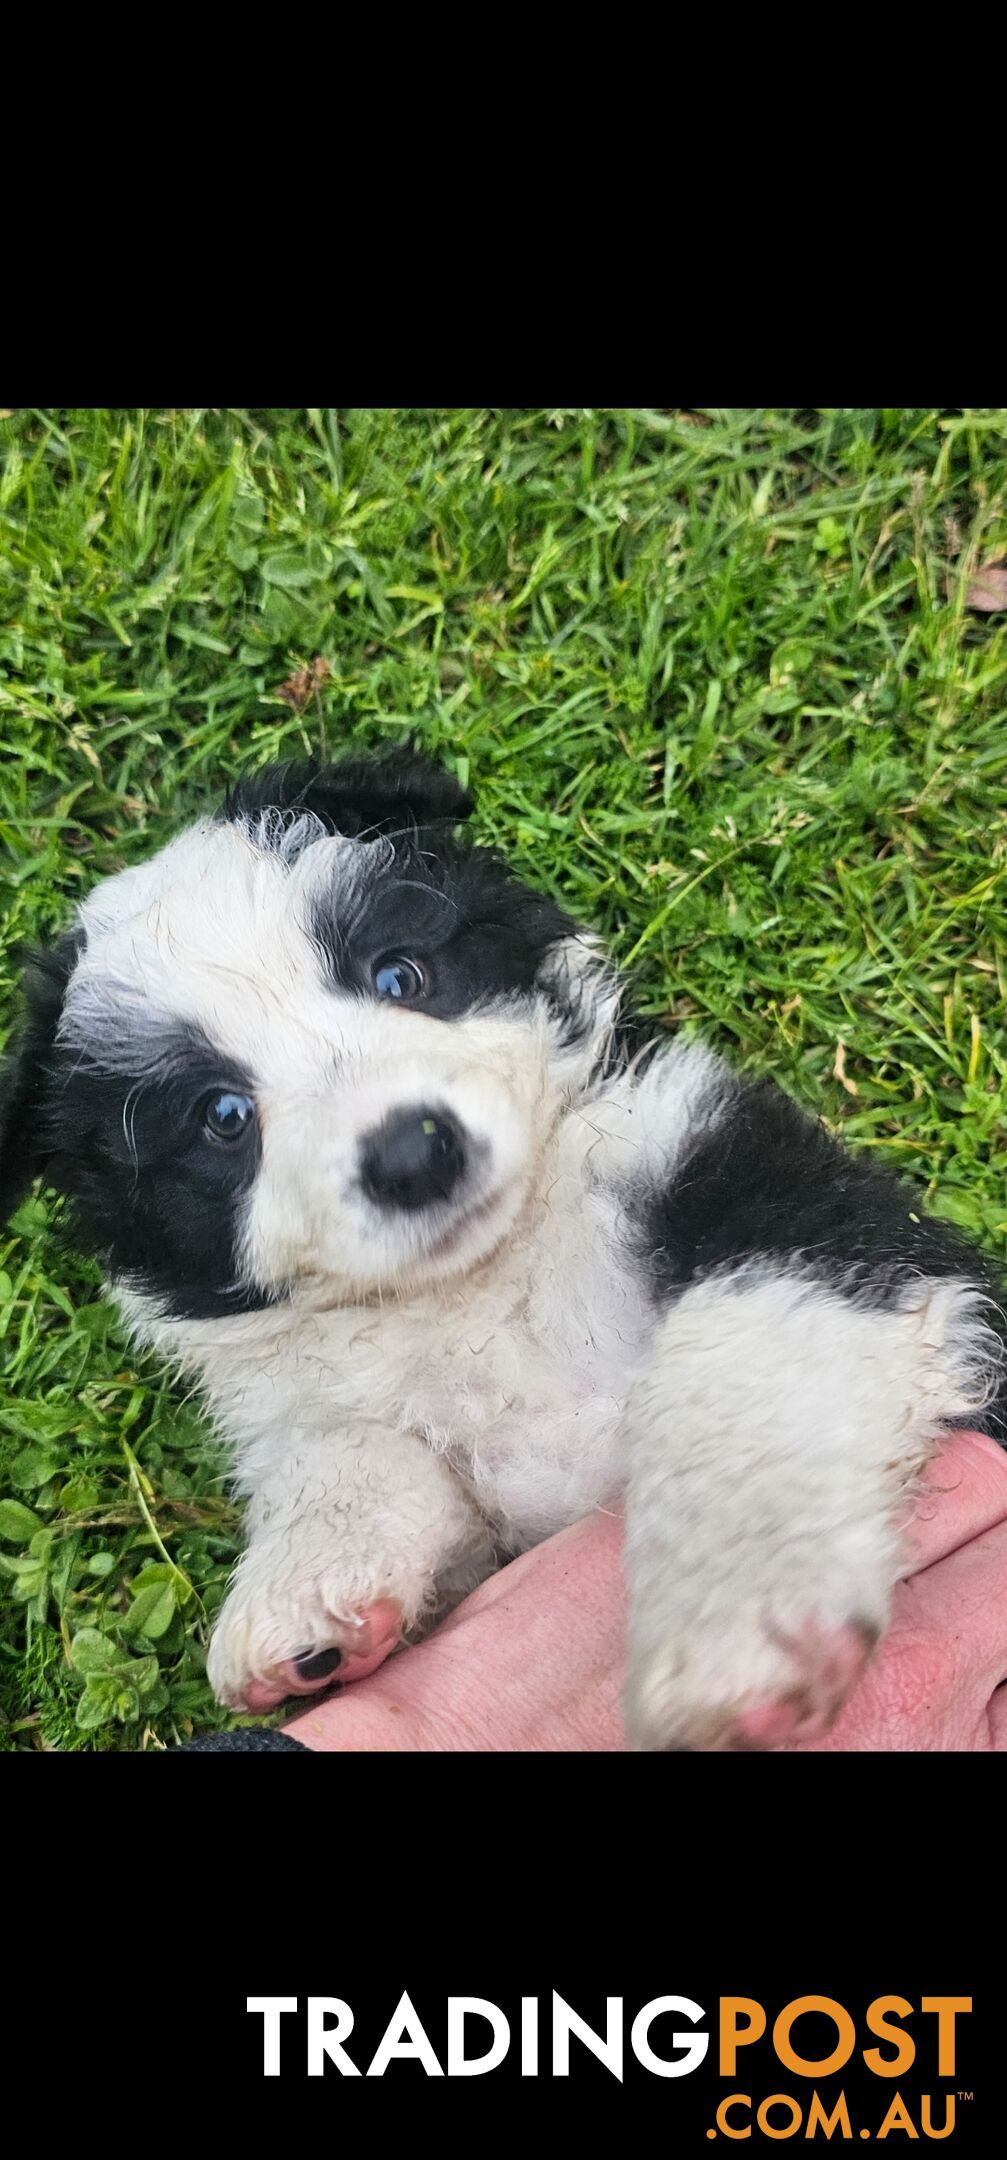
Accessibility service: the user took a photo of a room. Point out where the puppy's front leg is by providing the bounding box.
[622,1265,998,1751]
[207,1425,495,1712]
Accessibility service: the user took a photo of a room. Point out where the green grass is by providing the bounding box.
[2,406,1006,1751]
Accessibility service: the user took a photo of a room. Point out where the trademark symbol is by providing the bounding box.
[956,2092,973,2102]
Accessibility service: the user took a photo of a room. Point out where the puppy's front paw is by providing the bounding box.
[624,1591,884,1752]
[207,1577,410,1713]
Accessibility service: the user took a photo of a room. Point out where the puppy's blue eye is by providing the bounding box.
[373,957,425,1001]
[203,1091,255,1142]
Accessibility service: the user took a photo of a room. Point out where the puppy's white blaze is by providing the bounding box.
[242,1037,544,1293]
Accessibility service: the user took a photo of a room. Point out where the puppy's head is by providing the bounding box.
[0,748,617,1321]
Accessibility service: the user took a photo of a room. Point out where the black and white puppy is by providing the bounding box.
[2,748,1005,1748]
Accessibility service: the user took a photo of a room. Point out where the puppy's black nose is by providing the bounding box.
[360,1108,466,1211]
[294,1647,343,1682]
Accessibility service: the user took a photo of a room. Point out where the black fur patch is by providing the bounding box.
[28,1003,270,1321]
[0,929,86,1225]
[590,1006,662,1087]
[4,967,271,1313]
[219,746,473,841]
[222,745,587,1032]
[639,1070,1007,1438]
[309,830,578,1023]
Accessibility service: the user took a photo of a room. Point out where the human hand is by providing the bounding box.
[281,1505,627,1752]
[789,1428,1007,1751]
[281,1430,1007,1752]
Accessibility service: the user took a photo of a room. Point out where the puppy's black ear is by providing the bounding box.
[220,746,473,840]
[0,930,84,1226]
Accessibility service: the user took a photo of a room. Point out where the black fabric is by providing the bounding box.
[177,1727,310,1752]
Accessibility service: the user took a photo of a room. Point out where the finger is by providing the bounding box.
[903,1429,1007,1572]
[431,1507,626,1642]
[988,1684,1007,1751]
[800,1515,1007,1751]
[897,1513,1007,1700]
[284,1509,628,1753]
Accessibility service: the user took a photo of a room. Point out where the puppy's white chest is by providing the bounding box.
[408,1309,634,1547]
[323,1185,650,1546]
[133,1090,664,1550]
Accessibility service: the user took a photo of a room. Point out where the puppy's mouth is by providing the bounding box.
[419,1182,510,1262]
[298,1186,515,1312]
